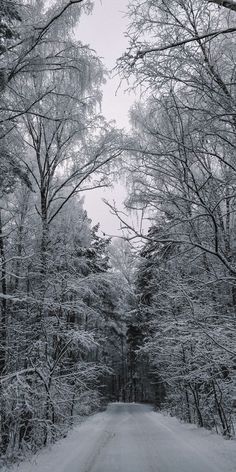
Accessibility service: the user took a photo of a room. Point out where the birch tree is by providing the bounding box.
[0,0,124,462]
[117,0,236,435]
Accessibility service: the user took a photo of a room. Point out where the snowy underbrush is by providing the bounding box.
[159,389,235,439]
[0,390,104,469]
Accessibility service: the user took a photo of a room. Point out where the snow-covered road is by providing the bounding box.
[11,403,236,472]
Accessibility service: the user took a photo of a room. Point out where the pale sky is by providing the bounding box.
[76,0,136,236]
[77,0,135,128]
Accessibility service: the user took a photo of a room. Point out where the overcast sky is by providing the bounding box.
[76,0,136,236]
[78,0,135,128]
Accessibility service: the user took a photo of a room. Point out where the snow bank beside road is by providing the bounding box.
[6,403,236,472]
[6,410,110,472]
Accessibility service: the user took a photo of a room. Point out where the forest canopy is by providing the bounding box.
[0,0,236,466]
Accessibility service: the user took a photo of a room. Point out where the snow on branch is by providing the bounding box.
[126,27,236,65]
[209,0,236,11]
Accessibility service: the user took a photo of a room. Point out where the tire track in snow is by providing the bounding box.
[83,430,116,472]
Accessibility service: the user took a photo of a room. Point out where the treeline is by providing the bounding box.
[119,0,236,437]
[0,0,126,464]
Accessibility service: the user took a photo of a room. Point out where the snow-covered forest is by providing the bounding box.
[0,0,236,467]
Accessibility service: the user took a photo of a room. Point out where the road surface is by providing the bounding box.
[12,403,236,472]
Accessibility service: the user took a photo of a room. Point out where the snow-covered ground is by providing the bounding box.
[7,403,236,472]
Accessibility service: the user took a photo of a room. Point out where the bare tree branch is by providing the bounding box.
[208,0,236,11]
[127,26,236,64]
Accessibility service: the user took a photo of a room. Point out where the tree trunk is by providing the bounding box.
[0,209,7,375]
